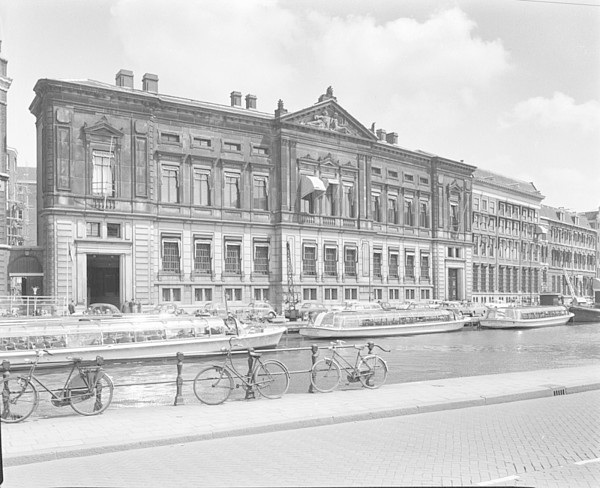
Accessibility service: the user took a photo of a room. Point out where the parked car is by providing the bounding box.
[342,301,383,311]
[194,302,228,318]
[244,301,277,321]
[297,302,329,321]
[148,303,188,316]
[85,303,122,317]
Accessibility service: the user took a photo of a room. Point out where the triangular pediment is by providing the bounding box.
[281,99,377,141]
[83,116,124,139]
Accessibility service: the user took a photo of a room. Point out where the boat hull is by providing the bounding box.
[0,326,286,369]
[569,306,600,323]
[479,314,573,329]
[298,318,467,339]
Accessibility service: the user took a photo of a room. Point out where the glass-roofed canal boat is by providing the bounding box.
[479,305,573,329]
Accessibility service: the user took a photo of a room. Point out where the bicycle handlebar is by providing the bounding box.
[367,343,391,353]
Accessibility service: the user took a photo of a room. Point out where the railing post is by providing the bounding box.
[2,360,11,416]
[367,341,375,354]
[308,344,319,393]
[174,352,184,406]
[245,348,256,399]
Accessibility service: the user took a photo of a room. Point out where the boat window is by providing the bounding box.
[67,332,103,347]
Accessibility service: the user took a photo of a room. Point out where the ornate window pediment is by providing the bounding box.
[82,116,124,142]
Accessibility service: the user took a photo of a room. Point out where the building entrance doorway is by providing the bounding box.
[87,254,120,307]
[448,268,459,301]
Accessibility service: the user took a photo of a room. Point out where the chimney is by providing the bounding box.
[245,94,257,110]
[386,132,398,145]
[142,73,159,93]
[115,69,134,89]
[230,91,242,107]
[275,99,288,118]
[376,129,387,141]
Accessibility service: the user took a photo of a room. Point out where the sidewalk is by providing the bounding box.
[3,365,600,467]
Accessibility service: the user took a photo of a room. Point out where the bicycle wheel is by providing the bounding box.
[254,360,289,399]
[358,355,388,389]
[310,358,341,393]
[69,372,114,416]
[0,378,38,423]
[194,366,233,405]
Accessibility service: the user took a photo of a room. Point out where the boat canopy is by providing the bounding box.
[313,308,457,329]
[0,315,231,351]
[485,306,569,321]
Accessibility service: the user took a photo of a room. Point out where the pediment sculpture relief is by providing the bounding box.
[301,107,354,135]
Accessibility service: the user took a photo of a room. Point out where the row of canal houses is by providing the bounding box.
[3,61,599,312]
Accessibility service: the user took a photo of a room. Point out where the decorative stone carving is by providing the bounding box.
[302,107,352,134]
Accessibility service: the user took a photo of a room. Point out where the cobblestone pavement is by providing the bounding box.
[3,390,599,487]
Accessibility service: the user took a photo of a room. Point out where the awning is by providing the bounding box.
[535,224,548,235]
[593,278,600,291]
[300,175,327,199]
[323,177,340,186]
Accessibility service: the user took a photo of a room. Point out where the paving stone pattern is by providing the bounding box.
[3,390,599,487]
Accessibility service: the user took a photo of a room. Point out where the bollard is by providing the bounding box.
[245,348,256,399]
[367,341,375,354]
[308,344,319,393]
[2,360,11,416]
[174,352,184,406]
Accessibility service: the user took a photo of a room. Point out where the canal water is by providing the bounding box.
[27,321,600,416]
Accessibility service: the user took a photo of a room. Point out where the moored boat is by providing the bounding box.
[0,315,286,368]
[479,305,573,329]
[298,308,467,339]
[568,304,600,323]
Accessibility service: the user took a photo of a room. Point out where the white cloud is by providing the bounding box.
[501,92,600,135]
[109,0,510,129]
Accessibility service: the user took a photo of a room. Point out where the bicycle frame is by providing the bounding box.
[214,343,263,394]
[326,345,366,382]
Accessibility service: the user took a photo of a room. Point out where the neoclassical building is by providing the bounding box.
[0,42,12,296]
[540,205,597,299]
[471,169,546,304]
[29,71,476,312]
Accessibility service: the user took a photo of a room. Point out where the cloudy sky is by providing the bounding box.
[1,0,599,211]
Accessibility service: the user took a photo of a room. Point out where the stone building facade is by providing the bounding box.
[540,205,597,299]
[471,169,546,305]
[29,72,475,311]
[0,42,12,296]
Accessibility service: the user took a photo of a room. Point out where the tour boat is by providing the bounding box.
[479,305,573,329]
[0,315,286,368]
[298,308,468,339]
[568,304,600,323]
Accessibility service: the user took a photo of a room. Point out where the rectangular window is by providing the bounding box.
[420,253,430,279]
[162,238,181,274]
[498,267,504,293]
[161,133,180,144]
[223,142,241,152]
[253,244,269,275]
[389,252,399,278]
[225,288,243,302]
[474,198,480,212]
[303,245,317,276]
[405,289,415,300]
[388,196,398,224]
[324,288,338,301]
[253,176,268,210]
[254,288,269,302]
[135,137,148,197]
[253,146,269,155]
[162,288,181,302]
[373,288,383,300]
[473,265,479,292]
[405,252,415,278]
[86,222,101,238]
[342,184,355,218]
[194,241,212,274]
[489,266,495,292]
[372,167,382,176]
[224,173,241,208]
[193,137,212,148]
[419,200,430,228]
[344,247,357,276]
[420,289,431,300]
[57,127,71,190]
[389,288,400,300]
[404,197,414,226]
[450,202,459,231]
[490,201,496,214]
[161,163,180,203]
[303,288,317,301]
[193,169,211,206]
[324,247,338,277]
[344,288,358,300]
[480,265,487,293]
[107,223,121,238]
[388,170,398,179]
[92,150,115,197]
[224,242,242,275]
[372,193,381,222]
[404,174,414,182]
[373,252,382,278]
[482,200,488,211]
[325,182,338,216]
[419,177,429,185]
[194,288,213,301]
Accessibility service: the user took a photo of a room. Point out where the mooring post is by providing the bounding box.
[308,344,319,393]
[245,348,256,399]
[174,352,184,406]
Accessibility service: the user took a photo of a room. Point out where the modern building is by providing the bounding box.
[540,205,597,300]
[471,169,546,305]
[29,71,476,312]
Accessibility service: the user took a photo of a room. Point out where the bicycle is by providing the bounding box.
[1,350,114,423]
[193,337,290,405]
[310,340,390,393]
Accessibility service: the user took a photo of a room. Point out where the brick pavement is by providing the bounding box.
[2,389,599,487]
[1,365,599,486]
